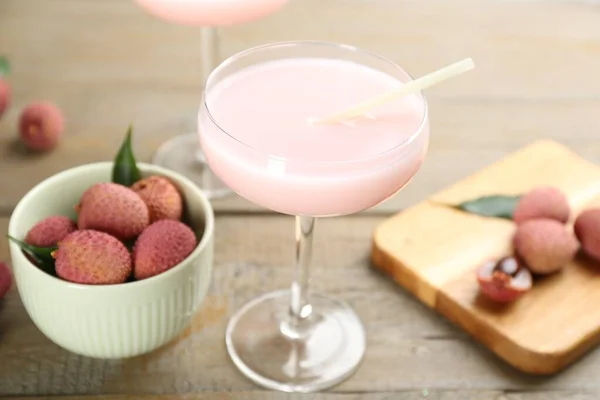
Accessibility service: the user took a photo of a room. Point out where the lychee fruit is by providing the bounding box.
[53,230,132,285]
[477,256,532,303]
[25,215,77,248]
[574,208,600,262]
[512,186,570,225]
[513,218,579,275]
[131,175,183,223]
[0,261,13,299]
[18,101,65,152]
[77,182,150,241]
[0,79,10,119]
[133,220,197,280]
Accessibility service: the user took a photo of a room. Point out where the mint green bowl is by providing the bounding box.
[8,162,215,359]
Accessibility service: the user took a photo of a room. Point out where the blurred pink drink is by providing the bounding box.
[132,0,290,199]
[133,0,289,26]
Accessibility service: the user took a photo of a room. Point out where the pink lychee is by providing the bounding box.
[0,79,10,119]
[574,208,600,263]
[133,220,197,280]
[53,230,132,285]
[25,215,77,248]
[0,261,12,299]
[512,186,570,225]
[131,175,183,223]
[18,101,64,152]
[77,182,150,241]
[513,218,579,275]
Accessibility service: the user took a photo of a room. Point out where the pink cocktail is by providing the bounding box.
[134,0,288,26]
[198,41,430,392]
[133,0,289,199]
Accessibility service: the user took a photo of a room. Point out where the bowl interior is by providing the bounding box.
[8,161,214,286]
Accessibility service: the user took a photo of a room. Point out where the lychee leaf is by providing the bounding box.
[6,235,57,274]
[447,195,521,220]
[0,56,9,77]
[113,124,141,186]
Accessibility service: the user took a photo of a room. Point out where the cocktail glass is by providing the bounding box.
[132,0,289,199]
[198,41,430,392]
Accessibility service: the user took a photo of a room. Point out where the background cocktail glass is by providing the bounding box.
[198,41,430,392]
[132,0,289,199]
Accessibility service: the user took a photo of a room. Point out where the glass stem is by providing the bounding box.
[197,27,219,167]
[200,26,219,86]
[290,215,316,326]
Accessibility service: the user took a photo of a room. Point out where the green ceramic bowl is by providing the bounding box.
[8,162,215,359]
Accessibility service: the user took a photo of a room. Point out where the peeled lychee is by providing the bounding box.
[513,218,579,275]
[133,220,197,280]
[0,79,10,119]
[77,182,150,241]
[574,208,600,262]
[0,261,13,299]
[131,175,183,223]
[477,256,532,303]
[53,230,132,285]
[25,215,77,247]
[19,101,65,152]
[512,186,570,225]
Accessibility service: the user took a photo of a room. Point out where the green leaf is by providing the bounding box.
[0,56,10,77]
[6,235,57,274]
[450,195,521,220]
[112,124,141,186]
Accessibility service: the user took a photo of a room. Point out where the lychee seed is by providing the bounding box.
[476,256,532,303]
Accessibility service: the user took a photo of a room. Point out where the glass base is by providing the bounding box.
[151,133,233,200]
[225,289,366,393]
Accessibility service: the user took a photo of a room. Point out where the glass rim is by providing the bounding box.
[201,40,429,165]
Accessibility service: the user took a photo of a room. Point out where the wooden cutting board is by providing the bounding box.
[371,140,600,375]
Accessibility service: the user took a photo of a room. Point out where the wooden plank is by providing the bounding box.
[1,0,600,212]
[2,0,599,99]
[6,215,600,394]
[372,140,600,375]
[2,100,600,214]
[4,392,600,400]
[2,0,600,395]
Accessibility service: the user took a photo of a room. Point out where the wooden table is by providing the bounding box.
[1,0,600,398]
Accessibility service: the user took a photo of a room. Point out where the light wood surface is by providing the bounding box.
[7,394,600,400]
[7,393,600,400]
[12,214,600,397]
[2,0,600,214]
[372,140,600,375]
[2,0,600,398]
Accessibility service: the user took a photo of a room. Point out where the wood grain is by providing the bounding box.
[372,140,600,375]
[7,214,600,395]
[6,392,600,400]
[1,0,600,213]
[3,0,599,99]
[2,100,600,214]
[2,0,600,397]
